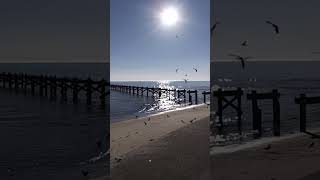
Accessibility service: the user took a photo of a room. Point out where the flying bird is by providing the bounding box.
[265,20,279,34]
[81,170,89,177]
[211,22,220,33]
[309,142,315,148]
[241,41,248,47]
[115,157,122,163]
[193,67,198,72]
[264,144,271,150]
[228,53,252,69]
[183,79,188,83]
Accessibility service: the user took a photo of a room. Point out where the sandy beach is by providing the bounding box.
[211,131,320,180]
[110,104,209,165]
[111,116,211,180]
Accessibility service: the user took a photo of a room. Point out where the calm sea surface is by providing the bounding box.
[110,81,210,123]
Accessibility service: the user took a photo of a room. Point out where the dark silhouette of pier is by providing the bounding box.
[211,88,320,139]
[0,72,110,105]
[110,84,211,105]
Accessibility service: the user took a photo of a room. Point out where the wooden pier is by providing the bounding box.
[0,72,110,105]
[212,88,281,137]
[110,84,210,105]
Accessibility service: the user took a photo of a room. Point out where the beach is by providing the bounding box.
[111,115,211,180]
[110,104,210,165]
[211,131,320,180]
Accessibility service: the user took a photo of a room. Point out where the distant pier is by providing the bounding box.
[0,72,110,105]
[110,84,210,105]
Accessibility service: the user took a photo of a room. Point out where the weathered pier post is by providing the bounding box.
[295,94,307,132]
[86,78,92,105]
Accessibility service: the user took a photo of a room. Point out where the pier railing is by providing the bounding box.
[110,84,211,105]
[0,72,110,105]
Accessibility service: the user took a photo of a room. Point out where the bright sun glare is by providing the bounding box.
[160,7,179,27]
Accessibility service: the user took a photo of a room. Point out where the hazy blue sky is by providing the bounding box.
[111,0,210,81]
[0,0,108,63]
[212,0,320,62]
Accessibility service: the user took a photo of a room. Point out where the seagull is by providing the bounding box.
[115,157,122,163]
[264,144,271,150]
[228,53,252,69]
[211,22,220,33]
[193,67,198,72]
[265,20,279,34]
[309,142,315,148]
[241,41,248,47]
[81,170,89,177]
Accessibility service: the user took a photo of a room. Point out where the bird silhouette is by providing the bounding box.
[166,114,170,118]
[241,41,248,47]
[144,121,147,126]
[193,67,198,72]
[148,117,151,121]
[266,20,279,34]
[115,157,122,163]
[211,22,220,33]
[185,74,188,77]
[190,119,194,123]
[228,53,252,69]
[264,144,271,150]
[309,142,315,148]
[81,170,89,177]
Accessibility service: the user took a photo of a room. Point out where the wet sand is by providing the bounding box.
[211,132,320,180]
[110,104,210,165]
[111,117,211,180]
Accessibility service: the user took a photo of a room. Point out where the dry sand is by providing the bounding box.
[111,117,211,180]
[211,131,320,180]
[110,104,210,166]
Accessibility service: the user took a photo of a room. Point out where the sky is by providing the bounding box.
[0,0,108,63]
[211,0,320,62]
[111,0,210,81]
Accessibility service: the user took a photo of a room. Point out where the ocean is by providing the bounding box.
[0,63,109,179]
[110,81,210,123]
[211,61,320,146]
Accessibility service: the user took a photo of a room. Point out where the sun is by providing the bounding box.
[160,7,179,27]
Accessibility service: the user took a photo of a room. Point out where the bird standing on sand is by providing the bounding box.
[228,53,252,69]
[265,20,279,34]
[264,144,271,150]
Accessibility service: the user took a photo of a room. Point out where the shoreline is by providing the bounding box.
[110,104,209,167]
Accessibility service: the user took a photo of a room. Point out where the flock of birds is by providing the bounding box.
[175,66,198,83]
[211,20,280,69]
